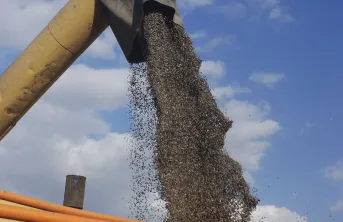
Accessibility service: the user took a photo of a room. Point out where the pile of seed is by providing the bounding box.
[128,12,258,222]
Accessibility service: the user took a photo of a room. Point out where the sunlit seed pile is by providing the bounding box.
[129,12,258,222]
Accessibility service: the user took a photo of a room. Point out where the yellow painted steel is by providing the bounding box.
[0,0,109,141]
[0,199,32,222]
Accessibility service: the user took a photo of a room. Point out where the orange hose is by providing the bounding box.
[0,204,111,222]
[0,190,141,222]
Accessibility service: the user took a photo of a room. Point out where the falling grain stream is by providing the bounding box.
[129,12,258,222]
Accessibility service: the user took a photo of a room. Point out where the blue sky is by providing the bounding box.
[184,0,343,221]
[0,0,343,221]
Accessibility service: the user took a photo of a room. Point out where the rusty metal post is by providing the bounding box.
[63,175,86,210]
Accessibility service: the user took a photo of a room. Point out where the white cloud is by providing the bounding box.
[219,2,248,21]
[249,72,285,87]
[305,121,313,128]
[243,171,255,185]
[60,132,131,177]
[246,0,280,10]
[300,121,313,135]
[21,101,111,138]
[45,64,130,111]
[324,160,343,212]
[200,62,281,171]
[269,7,282,18]
[325,160,343,181]
[196,35,236,53]
[203,65,281,173]
[178,0,213,8]
[222,99,281,170]
[84,28,118,60]
[331,199,343,212]
[1,63,131,175]
[212,85,251,100]
[200,60,226,77]
[0,63,133,216]
[219,0,294,23]
[190,31,207,40]
[0,0,67,49]
[269,6,294,23]
[0,0,116,61]
[251,205,308,222]
[248,0,294,23]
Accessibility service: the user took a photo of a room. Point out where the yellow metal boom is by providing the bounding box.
[0,0,109,140]
[0,0,182,141]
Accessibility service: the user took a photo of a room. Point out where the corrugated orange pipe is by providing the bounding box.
[0,190,141,222]
[0,204,114,222]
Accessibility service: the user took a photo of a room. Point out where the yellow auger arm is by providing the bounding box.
[0,0,182,141]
